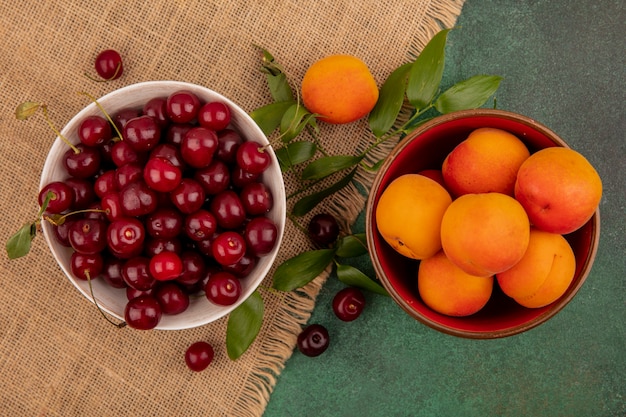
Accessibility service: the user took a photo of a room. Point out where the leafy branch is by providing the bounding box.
[225,29,503,359]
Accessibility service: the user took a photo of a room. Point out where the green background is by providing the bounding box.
[264,0,625,416]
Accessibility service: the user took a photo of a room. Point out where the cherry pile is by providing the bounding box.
[42,88,279,330]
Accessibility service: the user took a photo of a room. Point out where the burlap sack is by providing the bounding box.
[0,1,463,415]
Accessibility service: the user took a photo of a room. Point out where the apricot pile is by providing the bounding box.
[375,127,602,317]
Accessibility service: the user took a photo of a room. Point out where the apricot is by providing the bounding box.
[418,250,494,317]
[376,174,452,260]
[442,128,530,197]
[301,55,379,124]
[497,228,576,308]
[514,147,602,234]
[440,192,530,277]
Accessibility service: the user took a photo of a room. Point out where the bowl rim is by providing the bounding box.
[365,108,601,338]
[39,80,287,330]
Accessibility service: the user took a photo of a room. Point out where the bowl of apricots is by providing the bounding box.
[365,109,601,338]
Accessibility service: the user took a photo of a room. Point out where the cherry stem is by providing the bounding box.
[41,105,80,154]
[77,91,124,140]
[85,270,127,329]
[43,208,107,226]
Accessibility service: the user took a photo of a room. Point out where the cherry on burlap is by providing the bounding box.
[0,1,463,415]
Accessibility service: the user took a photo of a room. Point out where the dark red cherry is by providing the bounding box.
[94,49,123,80]
[119,180,158,217]
[332,287,366,322]
[68,219,108,255]
[209,190,246,229]
[94,170,118,199]
[112,108,141,132]
[205,271,241,306]
[165,123,194,145]
[180,127,218,169]
[143,157,182,192]
[240,182,273,215]
[170,178,205,214]
[65,177,96,210]
[102,256,127,289]
[211,231,246,266]
[166,90,200,124]
[64,144,102,179]
[70,252,104,280]
[216,129,243,163]
[230,165,260,189]
[308,213,340,246]
[176,251,207,286]
[150,143,186,170]
[155,282,189,315]
[114,162,143,189]
[236,141,271,174]
[184,209,217,242]
[126,287,155,301]
[101,192,123,221]
[185,341,214,372]
[124,295,162,330]
[198,101,231,131]
[142,97,169,128]
[222,252,257,278]
[78,115,112,147]
[39,181,74,214]
[194,160,230,195]
[121,256,156,291]
[244,216,278,256]
[123,115,161,152]
[111,140,145,167]
[297,324,329,357]
[145,208,183,238]
[107,217,145,259]
[144,237,183,257]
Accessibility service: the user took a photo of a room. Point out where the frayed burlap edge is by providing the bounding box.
[233,1,466,415]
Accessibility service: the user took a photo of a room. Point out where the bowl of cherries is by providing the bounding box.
[39,81,286,330]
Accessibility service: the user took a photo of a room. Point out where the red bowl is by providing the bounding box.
[365,109,600,338]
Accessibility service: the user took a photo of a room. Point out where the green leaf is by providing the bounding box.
[434,75,503,114]
[226,290,264,360]
[6,223,37,259]
[406,28,451,110]
[301,155,363,181]
[335,264,389,296]
[291,168,357,216]
[280,103,315,143]
[266,72,294,102]
[275,141,317,172]
[368,63,411,138]
[273,249,336,291]
[15,101,41,120]
[335,233,368,258]
[249,101,295,136]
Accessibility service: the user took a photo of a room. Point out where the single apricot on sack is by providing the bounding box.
[442,127,530,197]
[301,55,379,124]
[497,228,576,308]
[440,192,530,277]
[375,174,452,260]
[418,250,494,317]
[514,147,602,234]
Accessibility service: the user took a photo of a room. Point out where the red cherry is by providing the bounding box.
[94,49,123,80]
[149,251,183,281]
[185,341,214,372]
[205,271,241,306]
[124,295,162,330]
[332,287,366,322]
[143,157,182,192]
[198,101,231,131]
[236,141,271,174]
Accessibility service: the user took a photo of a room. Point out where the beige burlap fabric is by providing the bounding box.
[0,1,463,415]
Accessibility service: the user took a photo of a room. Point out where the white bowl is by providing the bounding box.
[40,81,286,330]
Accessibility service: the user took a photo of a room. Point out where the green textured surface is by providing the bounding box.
[264,1,625,416]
